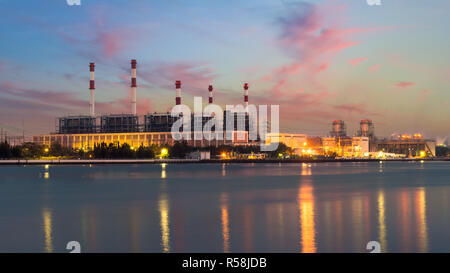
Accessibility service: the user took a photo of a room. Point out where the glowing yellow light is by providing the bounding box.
[131,146,135,150]
[278,153,283,157]
[221,152,227,158]
[420,151,426,157]
[303,142,307,146]
[161,148,168,156]
[43,208,53,253]
[44,148,49,153]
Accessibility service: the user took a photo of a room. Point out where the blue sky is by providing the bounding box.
[0,0,449,142]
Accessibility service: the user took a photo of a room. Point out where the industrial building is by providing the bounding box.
[265,133,308,155]
[322,136,370,157]
[267,120,436,158]
[374,135,436,157]
[322,120,435,158]
[32,60,253,150]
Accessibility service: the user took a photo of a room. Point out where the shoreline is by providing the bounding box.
[0,158,449,165]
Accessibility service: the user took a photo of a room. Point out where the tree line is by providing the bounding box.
[0,141,295,159]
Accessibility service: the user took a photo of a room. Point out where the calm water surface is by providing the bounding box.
[1,161,450,253]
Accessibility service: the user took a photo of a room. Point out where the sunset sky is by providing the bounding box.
[0,0,449,142]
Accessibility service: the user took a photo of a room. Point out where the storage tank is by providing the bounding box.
[330,120,347,137]
[358,119,375,138]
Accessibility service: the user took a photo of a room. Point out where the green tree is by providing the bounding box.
[0,141,12,158]
[50,142,64,157]
[136,145,155,159]
[268,143,292,158]
[170,141,191,158]
[436,146,450,157]
[21,142,44,158]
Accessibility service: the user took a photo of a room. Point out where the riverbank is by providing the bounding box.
[0,158,449,165]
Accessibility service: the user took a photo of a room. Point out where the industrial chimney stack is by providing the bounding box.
[89,62,95,116]
[175,80,181,105]
[244,82,249,108]
[208,85,213,104]
[131,59,137,115]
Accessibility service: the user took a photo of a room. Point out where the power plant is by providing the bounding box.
[31,60,436,158]
[32,60,253,149]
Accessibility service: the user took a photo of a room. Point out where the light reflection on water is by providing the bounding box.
[0,162,449,252]
[298,178,316,253]
[42,207,53,253]
[220,192,231,253]
[158,182,170,253]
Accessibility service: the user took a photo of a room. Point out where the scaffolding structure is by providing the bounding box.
[58,116,96,134]
[330,120,347,137]
[100,114,139,133]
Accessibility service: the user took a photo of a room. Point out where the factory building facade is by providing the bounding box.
[322,136,370,157]
[33,60,255,150]
[32,131,249,150]
[266,120,436,158]
[374,138,436,157]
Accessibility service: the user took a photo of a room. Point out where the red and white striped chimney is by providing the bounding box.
[131,59,137,115]
[208,85,213,104]
[175,80,181,105]
[244,82,249,108]
[89,62,95,116]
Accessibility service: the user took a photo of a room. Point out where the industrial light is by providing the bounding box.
[161,148,168,156]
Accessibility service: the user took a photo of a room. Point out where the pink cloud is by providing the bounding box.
[415,89,431,103]
[369,64,380,72]
[139,62,217,97]
[95,31,128,58]
[256,0,386,126]
[333,103,380,116]
[348,57,368,66]
[0,81,153,122]
[394,82,416,88]
[96,89,152,115]
[18,12,143,60]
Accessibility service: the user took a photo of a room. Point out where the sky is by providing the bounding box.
[0,0,449,142]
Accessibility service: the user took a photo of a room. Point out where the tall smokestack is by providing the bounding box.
[89,62,95,116]
[131,59,137,115]
[244,82,249,108]
[208,85,213,104]
[175,80,181,105]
